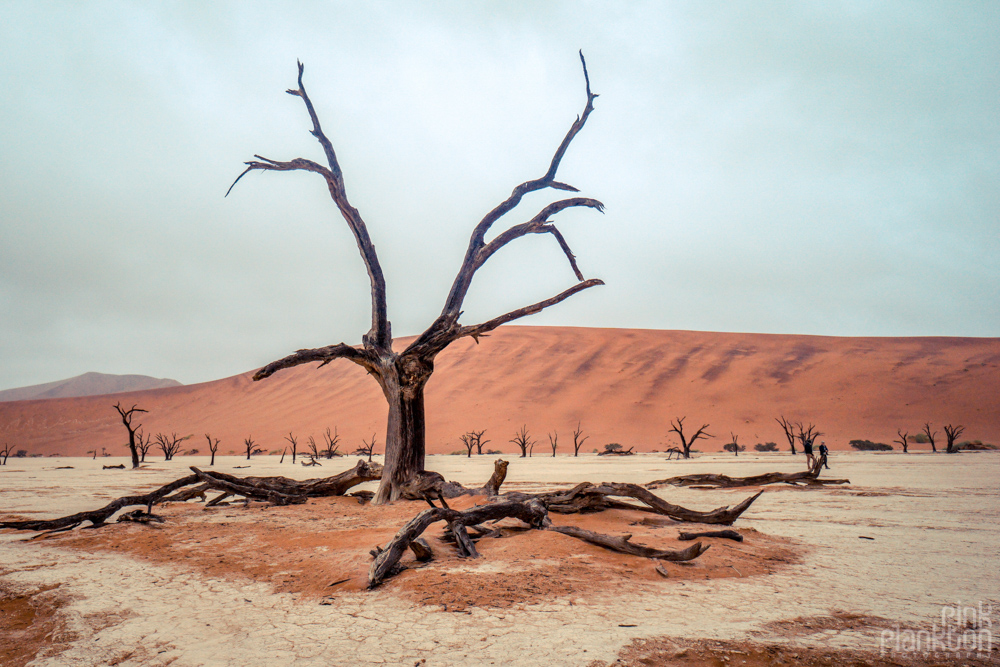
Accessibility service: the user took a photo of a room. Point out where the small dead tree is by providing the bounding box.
[155,433,184,461]
[233,54,605,504]
[549,431,558,457]
[668,417,712,459]
[1,442,13,465]
[113,402,147,469]
[470,430,489,455]
[353,434,378,461]
[922,422,938,453]
[459,432,478,458]
[306,436,320,460]
[723,433,744,456]
[322,427,341,458]
[775,416,797,455]
[943,424,965,453]
[205,434,221,466]
[895,429,909,454]
[243,436,260,460]
[510,425,534,459]
[284,432,299,464]
[572,422,589,457]
[136,430,154,463]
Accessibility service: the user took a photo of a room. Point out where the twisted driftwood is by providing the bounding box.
[646,456,848,490]
[401,458,510,507]
[502,482,762,525]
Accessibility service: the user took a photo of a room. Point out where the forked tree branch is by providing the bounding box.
[229,61,391,352]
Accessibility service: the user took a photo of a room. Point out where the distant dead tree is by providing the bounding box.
[549,432,558,457]
[943,424,965,454]
[459,430,489,458]
[572,422,589,457]
[353,434,378,462]
[322,427,341,458]
[668,417,712,459]
[895,429,909,454]
[243,436,261,460]
[0,442,12,465]
[510,425,534,459]
[155,433,184,461]
[922,422,938,453]
[284,433,299,464]
[775,416,797,455]
[723,433,744,456]
[795,423,821,466]
[136,430,154,463]
[113,402,147,469]
[205,434,220,466]
[231,54,605,504]
[306,435,320,460]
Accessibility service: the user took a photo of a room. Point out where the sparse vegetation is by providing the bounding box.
[723,433,745,456]
[849,439,893,451]
[155,433,185,461]
[754,442,779,452]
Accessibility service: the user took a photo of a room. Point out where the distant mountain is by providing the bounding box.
[0,372,182,402]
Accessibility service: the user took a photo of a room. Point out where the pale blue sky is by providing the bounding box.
[1,1,998,389]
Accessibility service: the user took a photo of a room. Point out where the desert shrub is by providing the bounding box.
[485,449,503,455]
[450,450,466,456]
[723,443,746,453]
[911,433,930,443]
[849,439,893,451]
[957,440,998,451]
[15,449,27,458]
[592,448,599,453]
[603,443,623,453]
[754,442,779,452]
[185,448,199,456]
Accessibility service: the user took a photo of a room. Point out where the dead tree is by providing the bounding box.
[353,434,377,462]
[549,431,558,457]
[458,431,487,458]
[572,422,589,457]
[922,422,938,453]
[205,434,220,466]
[510,425,534,459]
[231,54,604,504]
[284,432,298,464]
[323,427,341,458]
[895,429,909,454]
[155,433,184,461]
[1,442,13,465]
[943,424,965,453]
[776,416,797,455]
[647,456,849,489]
[113,402,147,469]
[668,417,712,459]
[136,430,154,463]
[306,436,320,460]
[723,433,744,456]
[243,436,260,460]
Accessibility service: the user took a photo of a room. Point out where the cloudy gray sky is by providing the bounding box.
[2,1,998,390]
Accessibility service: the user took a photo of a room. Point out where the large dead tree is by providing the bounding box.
[229,54,604,503]
[943,423,965,453]
[113,403,147,469]
[776,416,797,455]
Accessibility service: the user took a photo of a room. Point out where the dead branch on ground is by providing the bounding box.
[646,457,849,489]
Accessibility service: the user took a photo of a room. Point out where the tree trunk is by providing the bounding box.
[375,375,427,504]
[127,431,139,469]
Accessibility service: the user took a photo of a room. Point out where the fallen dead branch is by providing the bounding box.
[503,482,762,525]
[678,529,743,542]
[368,497,710,588]
[646,457,848,490]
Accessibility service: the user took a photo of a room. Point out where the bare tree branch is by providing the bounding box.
[230,61,391,351]
[253,343,374,381]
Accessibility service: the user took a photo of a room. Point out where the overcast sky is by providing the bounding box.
[2,1,998,390]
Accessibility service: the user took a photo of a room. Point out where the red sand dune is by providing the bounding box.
[1,326,997,457]
[0,372,181,402]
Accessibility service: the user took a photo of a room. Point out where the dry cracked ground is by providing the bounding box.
[2,453,998,666]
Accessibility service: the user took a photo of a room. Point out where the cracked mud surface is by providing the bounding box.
[2,452,998,666]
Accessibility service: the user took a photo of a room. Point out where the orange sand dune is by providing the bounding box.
[1,326,997,457]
